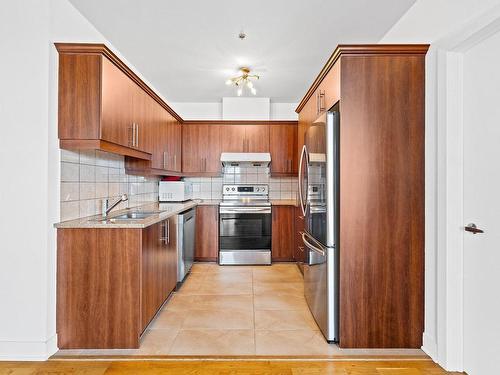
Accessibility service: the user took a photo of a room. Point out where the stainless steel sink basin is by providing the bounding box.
[91,211,159,223]
[111,211,157,220]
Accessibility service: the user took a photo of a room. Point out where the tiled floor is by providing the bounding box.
[144,262,333,356]
[56,263,426,357]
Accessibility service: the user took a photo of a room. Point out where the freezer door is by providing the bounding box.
[302,230,338,342]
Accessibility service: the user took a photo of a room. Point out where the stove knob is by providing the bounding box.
[225,187,229,191]
[232,187,235,191]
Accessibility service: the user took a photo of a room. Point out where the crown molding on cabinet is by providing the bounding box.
[183,120,298,126]
[295,44,430,113]
[55,43,184,123]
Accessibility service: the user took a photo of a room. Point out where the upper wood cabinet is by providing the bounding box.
[270,124,297,175]
[56,43,182,165]
[220,124,269,153]
[182,124,221,174]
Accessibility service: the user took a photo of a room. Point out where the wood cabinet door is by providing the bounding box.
[195,205,219,261]
[165,217,177,294]
[271,206,295,261]
[220,125,246,152]
[100,57,134,147]
[141,222,161,331]
[202,125,221,173]
[132,86,153,153]
[270,124,297,174]
[182,125,202,173]
[245,125,269,152]
[172,120,182,172]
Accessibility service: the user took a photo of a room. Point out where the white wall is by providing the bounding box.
[380,0,500,370]
[171,101,299,120]
[0,0,165,360]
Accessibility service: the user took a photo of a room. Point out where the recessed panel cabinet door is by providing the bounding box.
[245,125,269,152]
[100,58,133,147]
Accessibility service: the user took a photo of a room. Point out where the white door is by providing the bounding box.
[463,29,500,375]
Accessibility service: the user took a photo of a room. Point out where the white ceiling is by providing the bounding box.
[68,0,415,103]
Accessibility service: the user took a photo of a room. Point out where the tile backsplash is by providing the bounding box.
[184,165,297,200]
[60,149,159,221]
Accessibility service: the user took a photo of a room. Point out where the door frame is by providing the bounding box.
[434,6,500,371]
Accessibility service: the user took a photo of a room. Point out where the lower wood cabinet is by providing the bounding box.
[194,205,219,261]
[57,218,177,349]
[141,218,177,331]
[271,206,295,261]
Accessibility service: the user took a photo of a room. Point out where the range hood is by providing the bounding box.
[220,152,271,166]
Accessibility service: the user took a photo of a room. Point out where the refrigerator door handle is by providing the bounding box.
[301,231,326,257]
[298,144,308,216]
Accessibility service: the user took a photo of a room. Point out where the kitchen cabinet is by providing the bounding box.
[271,206,295,262]
[56,43,182,165]
[141,218,177,330]
[57,218,178,349]
[270,124,297,175]
[220,124,269,153]
[194,205,219,261]
[295,44,428,349]
[182,124,221,174]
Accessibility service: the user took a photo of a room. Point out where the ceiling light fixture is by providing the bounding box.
[225,67,259,96]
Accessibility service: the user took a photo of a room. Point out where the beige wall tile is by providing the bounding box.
[60,201,79,221]
[79,183,96,200]
[95,182,108,199]
[61,162,79,182]
[60,182,79,202]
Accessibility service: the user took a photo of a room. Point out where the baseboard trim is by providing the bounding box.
[0,334,58,361]
[421,332,438,362]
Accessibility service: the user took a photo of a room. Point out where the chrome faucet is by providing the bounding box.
[102,194,128,217]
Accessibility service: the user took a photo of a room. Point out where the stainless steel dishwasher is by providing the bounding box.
[177,207,196,285]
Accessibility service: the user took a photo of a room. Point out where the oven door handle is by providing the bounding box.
[219,208,272,214]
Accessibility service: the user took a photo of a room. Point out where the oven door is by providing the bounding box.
[219,207,272,251]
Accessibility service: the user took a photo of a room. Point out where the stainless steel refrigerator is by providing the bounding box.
[298,108,339,342]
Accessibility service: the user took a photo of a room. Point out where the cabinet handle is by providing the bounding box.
[131,123,136,147]
[128,124,133,147]
[163,152,168,169]
[135,124,139,148]
[174,154,177,170]
[166,219,170,244]
[319,90,325,113]
[160,221,167,244]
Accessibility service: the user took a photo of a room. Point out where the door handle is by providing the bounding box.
[465,223,484,234]
[300,231,326,257]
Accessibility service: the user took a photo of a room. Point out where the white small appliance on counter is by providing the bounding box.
[159,181,192,202]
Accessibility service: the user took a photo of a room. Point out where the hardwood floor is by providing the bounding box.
[0,359,461,374]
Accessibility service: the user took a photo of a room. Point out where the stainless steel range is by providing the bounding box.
[219,184,271,265]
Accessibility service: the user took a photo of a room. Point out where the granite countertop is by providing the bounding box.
[54,198,297,229]
[271,199,298,206]
[54,200,199,229]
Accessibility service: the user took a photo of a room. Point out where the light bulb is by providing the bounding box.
[225,79,232,85]
[247,81,253,88]
[251,87,257,95]
[237,87,243,96]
